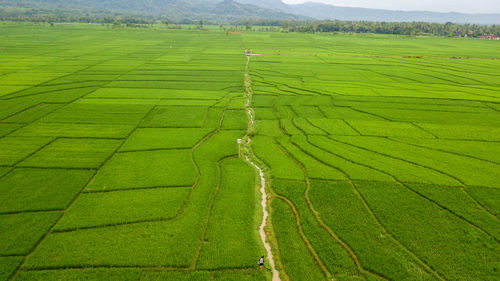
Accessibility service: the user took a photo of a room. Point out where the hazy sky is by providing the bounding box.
[282,0,500,14]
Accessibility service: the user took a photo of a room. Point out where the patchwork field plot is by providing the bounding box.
[244,32,500,280]
[0,23,499,281]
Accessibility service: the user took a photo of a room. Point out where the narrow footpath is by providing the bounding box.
[243,54,281,281]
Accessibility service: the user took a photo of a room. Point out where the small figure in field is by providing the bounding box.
[259,256,265,270]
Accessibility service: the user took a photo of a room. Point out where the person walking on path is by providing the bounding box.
[259,256,265,270]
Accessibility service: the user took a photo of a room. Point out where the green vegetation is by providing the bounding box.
[15,269,142,281]
[0,212,61,255]
[120,128,212,151]
[0,169,94,213]
[54,187,190,231]
[198,158,261,269]
[245,29,499,280]
[19,138,121,168]
[0,257,23,281]
[86,149,196,191]
[0,22,499,281]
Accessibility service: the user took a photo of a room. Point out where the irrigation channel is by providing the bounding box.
[243,54,281,281]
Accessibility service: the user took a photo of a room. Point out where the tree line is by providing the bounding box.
[1,8,499,37]
[281,20,500,37]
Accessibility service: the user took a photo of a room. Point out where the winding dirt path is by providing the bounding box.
[243,55,281,281]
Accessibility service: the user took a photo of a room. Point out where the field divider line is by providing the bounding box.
[2,84,100,101]
[0,102,45,122]
[83,185,192,194]
[342,119,363,136]
[294,137,499,239]
[188,98,231,268]
[300,133,447,279]
[11,137,59,167]
[310,139,498,242]
[151,112,226,220]
[389,137,500,166]
[305,135,500,231]
[304,118,330,135]
[273,195,332,278]
[348,106,394,121]
[396,181,499,242]
[7,212,64,281]
[275,142,362,280]
[409,122,440,139]
[483,102,500,113]
[328,137,463,186]
[12,166,97,171]
[317,106,329,118]
[21,265,259,273]
[51,216,183,234]
[0,209,64,216]
[278,140,395,281]
[117,148,192,154]
[0,254,25,258]
[242,55,281,281]
[281,83,331,97]
[290,119,307,136]
[271,106,288,136]
[329,137,499,221]
[287,136,449,280]
[8,103,159,281]
[190,155,238,270]
[348,180,448,281]
[2,85,103,139]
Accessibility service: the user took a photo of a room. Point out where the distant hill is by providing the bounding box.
[234,0,500,24]
[0,0,303,22]
[2,0,499,24]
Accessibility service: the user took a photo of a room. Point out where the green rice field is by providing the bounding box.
[0,22,499,281]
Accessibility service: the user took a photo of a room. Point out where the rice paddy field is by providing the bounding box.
[0,22,499,281]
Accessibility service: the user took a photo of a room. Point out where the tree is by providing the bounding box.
[112,19,121,29]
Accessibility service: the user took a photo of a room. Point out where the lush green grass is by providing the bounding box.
[141,270,264,281]
[1,22,499,281]
[0,123,23,137]
[14,269,142,281]
[54,187,190,231]
[222,109,248,130]
[272,180,359,278]
[252,136,304,180]
[19,138,121,168]
[0,137,53,166]
[355,181,499,280]
[0,168,94,213]
[271,198,326,281]
[3,104,64,124]
[0,212,61,255]
[120,128,211,151]
[140,106,208,128]
[309,180,437,280]
[10,123,135,138]
[40,103,153,125]
[0,257,23,280]
[86,149,196,191]
[198,158,260,269]
[0,167,11,178]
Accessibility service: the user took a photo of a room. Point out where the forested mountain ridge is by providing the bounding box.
[0,0,303,22]
[235,0,500,24]
[1,0,499,24]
